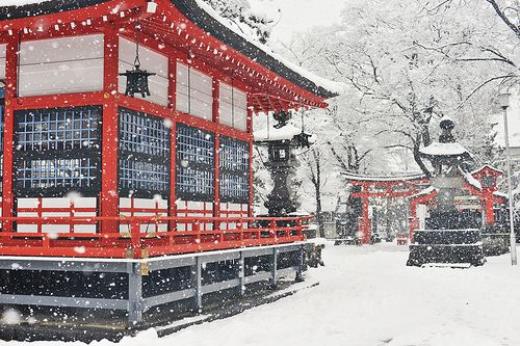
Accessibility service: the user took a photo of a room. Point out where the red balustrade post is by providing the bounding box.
[238,221,244,242]
[270,219,277,241]
[42,234,50,249]
[193,222,201,248]
[296,218,304,240]
[37,197,43,234]
[130,220,141,259]
[69,199,75,234]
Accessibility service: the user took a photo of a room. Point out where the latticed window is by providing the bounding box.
[17,158,97,189]
[119,160,169,194]
[176,124,214,201]
[14,106,101,197]
[220,136,249,203]
[119,108,170,198]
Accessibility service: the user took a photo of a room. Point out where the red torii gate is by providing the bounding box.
[346,165,507,245]
[347,173,430,244]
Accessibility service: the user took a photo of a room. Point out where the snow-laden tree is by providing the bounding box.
[202,0,277,43]
[279,0,502,178]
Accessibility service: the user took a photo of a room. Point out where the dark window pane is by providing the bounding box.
[17,158,97,189]
[219,136,249,203]
[176,124,214,201]
[14,106,102,197]
[16,107,100,152]
[118,108,170,198]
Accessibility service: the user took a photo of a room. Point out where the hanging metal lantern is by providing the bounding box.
[272,110,292,129]
[292,131,313,148]
[119,41,156,98]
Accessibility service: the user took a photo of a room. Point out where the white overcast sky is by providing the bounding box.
[253,0,345,41]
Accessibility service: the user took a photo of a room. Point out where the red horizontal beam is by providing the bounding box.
[12,92,105,110]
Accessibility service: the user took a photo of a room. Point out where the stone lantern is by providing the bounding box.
[407,118,486,267]
[254,112,314,216]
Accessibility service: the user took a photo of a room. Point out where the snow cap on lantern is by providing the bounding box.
[419,117,473,169]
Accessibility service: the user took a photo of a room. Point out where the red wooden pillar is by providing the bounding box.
[409,199,418,242]
[100,28,120,233]
[483,189,495,225]
[2,34,19,232]
[360,184,371,244]
[168,58,177,230]
[212,79,221,229]
[247,108,254,218]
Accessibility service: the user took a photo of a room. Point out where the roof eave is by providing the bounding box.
[0,0,337,101]
[171,0,337,99]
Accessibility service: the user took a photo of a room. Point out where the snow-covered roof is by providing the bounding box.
[494,191,508,199]
[341,172,426,182]
[461,169,482,190]
[287,211,311,217]
[471,164,504,176]
[0,0,343,100]
[412,186,438,198]
[419,142,470,157]
[175,0,343,98]
[254,124,316,143]
[0,0,108,14]
[2,0,45,5]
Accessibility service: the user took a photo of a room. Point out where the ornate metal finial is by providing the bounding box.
[439,118,455,143]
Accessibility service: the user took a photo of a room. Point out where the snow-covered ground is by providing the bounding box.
[2,243,520,346]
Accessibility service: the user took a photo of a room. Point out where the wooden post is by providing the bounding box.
[481,189,494,225]
[238,251,246,295]
[193,256,203,312]
[247,108,254,218]
[168,58,177,232]
[100,27,120,234]
[2,34,19,232]
[128,262,144,325]
[409,199,418,242]
[212,79,221,231]
[271,248,278,288]
[361,184,371,244]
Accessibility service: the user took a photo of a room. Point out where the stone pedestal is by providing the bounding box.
[407,229,485,266]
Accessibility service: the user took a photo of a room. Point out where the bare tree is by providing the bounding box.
[302,147,326,236]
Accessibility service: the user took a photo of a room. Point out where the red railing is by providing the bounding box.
[0,215,311,259]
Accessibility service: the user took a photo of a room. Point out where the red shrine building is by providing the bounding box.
[0,0,337,329]
[0,0,336,257]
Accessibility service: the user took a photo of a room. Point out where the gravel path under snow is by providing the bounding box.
[2,243,520,346]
